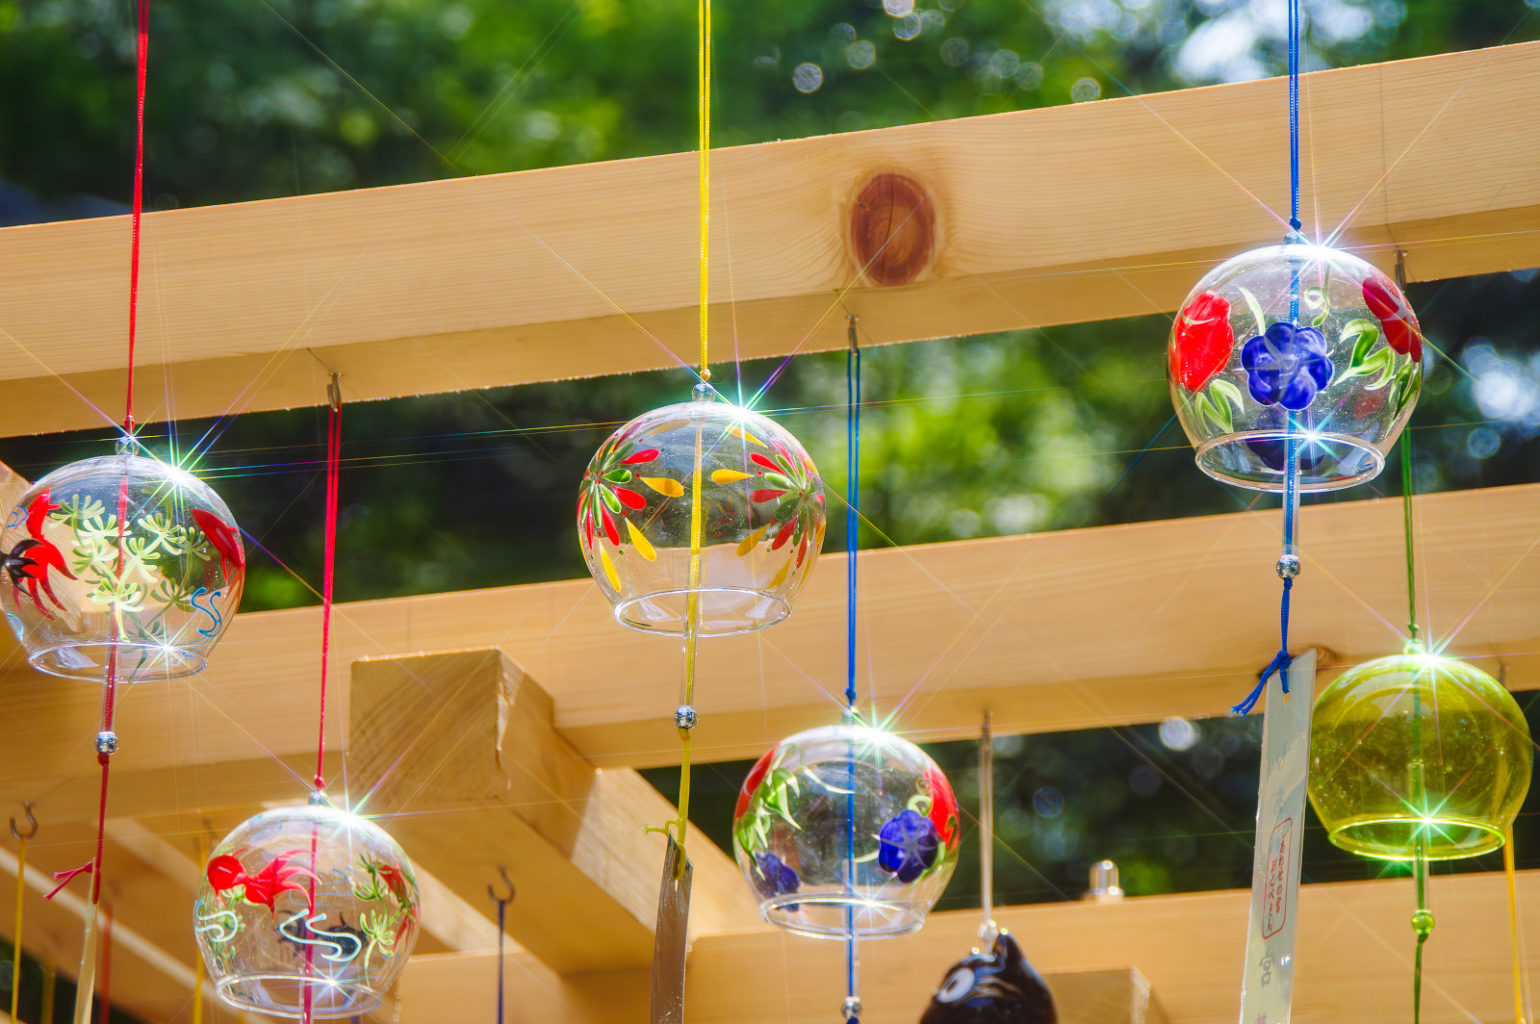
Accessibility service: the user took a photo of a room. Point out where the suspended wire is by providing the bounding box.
[314,375,343,794]
[843,316,861,1024]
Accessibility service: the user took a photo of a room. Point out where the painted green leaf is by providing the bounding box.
[1237,286,1269,337]
[1341,318,1381,366]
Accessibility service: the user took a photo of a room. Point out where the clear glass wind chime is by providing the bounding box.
[575,2,826,1017]
[1165,2,1422,1018]
[731,321,961,1024]
[1308,433,1532,1024]
[193,385,421,1020]
[20,3,245,1019]
[1166,0,1421,711]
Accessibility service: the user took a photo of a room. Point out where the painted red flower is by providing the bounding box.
[1170,291,1235,392]
[736,748,776,820]
[2,491,76,618]
[1362,275,1421,361]
[924,764,959,846]
[206,850,318,918]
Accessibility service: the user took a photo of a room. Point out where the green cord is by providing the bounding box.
[1401,435,1418,641]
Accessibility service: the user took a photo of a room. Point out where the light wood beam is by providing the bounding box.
[347,650,759,974]
[2,482,1536,820]
[399,870,1540,1024]
[0,827,247,1024]
[0,43,1538,433]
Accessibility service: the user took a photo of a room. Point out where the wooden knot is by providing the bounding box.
[848,172,935,287]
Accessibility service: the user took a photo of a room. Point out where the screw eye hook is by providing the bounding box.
[9,801,38,840]
[488,865,515,905]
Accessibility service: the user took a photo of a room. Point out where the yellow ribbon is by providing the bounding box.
[11,832,25,1022]
[1506,827,1527,1024]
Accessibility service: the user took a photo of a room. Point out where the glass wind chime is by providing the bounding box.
[19,2,245,1018]
[731,322,961,1024]
[918,715,1056,1024]
[575,1,826,1017]
[193,385,421,1019]
[1166,2,1421,1017]
[1308,437,1532,1024]
[1167,0,1421,705]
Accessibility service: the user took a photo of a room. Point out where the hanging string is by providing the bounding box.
[41,960,56,1024]
[96,907,112,1024]
[10,805,37,1023]
[978,714,996,944]
[300,376,342,1024]
[1286,0,1301,233]
[696,0,711,380]
[1230,459,1295,716]
[842,317,861,1024]
[191,831,208,1024]
[123,0,149,434]
[658,0,714,867]
[1409,682,1432,1024]
[1233,1,1306,715]
[314,374,342,793]
[1505,827,1527,1024]
[488,870,514,1024]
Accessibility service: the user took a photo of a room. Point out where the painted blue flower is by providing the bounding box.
[1241,322,1334,411]
[878,808,940,883]
[753,852,800,908]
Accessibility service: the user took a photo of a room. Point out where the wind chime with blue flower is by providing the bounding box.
[731,320,961,1024]
[1167,1,1424,1018]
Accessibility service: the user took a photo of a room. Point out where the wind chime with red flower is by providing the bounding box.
[15,3,247,1017]
[193,380,421,1020]
[574,2,827,1017]
[1166,2,1423,1020]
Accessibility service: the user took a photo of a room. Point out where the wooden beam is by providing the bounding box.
[347,650,759,974]
[398,952,1161,1024]
[399,870,1540,1024]
[2,482,1536,819]
[1,43,1539,433]
[399,867,1540,1023]
[0,826,248,1024]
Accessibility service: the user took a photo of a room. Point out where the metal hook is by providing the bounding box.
[10,801,38,840]
[488,866,515,904]
[327,372,342,412]
[846,313,860,354]
[1394,250,1409,292]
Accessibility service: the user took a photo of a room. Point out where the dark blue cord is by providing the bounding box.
[845,341,861,711]
[496,899,506,1024]
[1232,423,1299,716]
[1288,0,1302,232]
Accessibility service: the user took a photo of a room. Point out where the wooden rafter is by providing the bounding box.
[400,869,1540,1024]
[347,650,759,973]
[0,43,1537,433]
[3,481,1535,827]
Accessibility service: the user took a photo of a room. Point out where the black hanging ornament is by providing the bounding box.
[919,932,1056,1024]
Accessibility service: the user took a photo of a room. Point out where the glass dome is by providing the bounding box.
[578,387,826,636]
[0,451,245,681]
[194,799,421,1018]
[1169,243,1422,492]
[732,723,960,939]
[1309,643,1532,861]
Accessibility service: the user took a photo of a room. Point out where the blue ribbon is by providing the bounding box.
[1288,0,1301,232]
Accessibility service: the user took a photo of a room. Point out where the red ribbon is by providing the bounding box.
[314,388,342,792]
[124,0,148,433]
